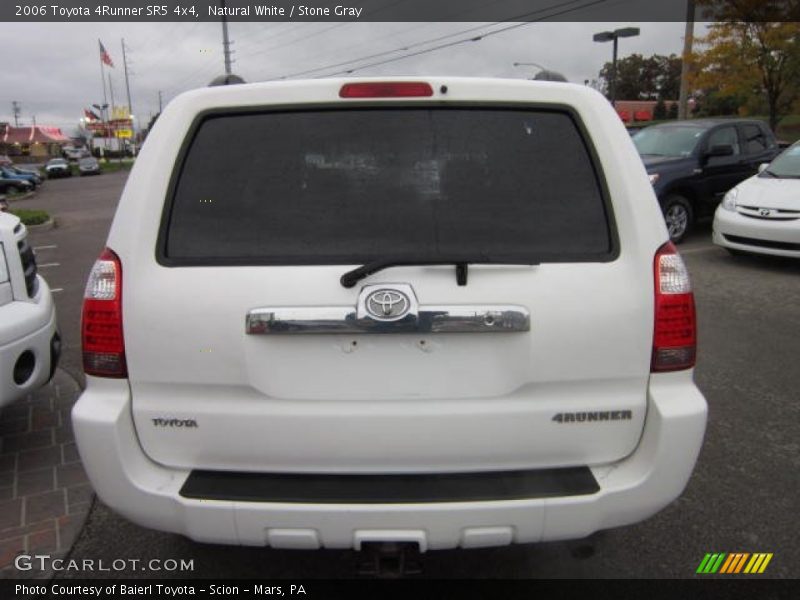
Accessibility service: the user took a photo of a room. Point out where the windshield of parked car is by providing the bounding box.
[79,158,96,166]
[762,143,800,178]
[633,126,705,157]
[49,159,67,165]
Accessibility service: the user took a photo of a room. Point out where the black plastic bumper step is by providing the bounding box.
[179,466,599,503]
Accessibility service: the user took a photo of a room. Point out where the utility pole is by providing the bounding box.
[121,38,135,155]
[108,73,119,159]
[678,0,696,120]
[12,101,21,127]
[220,0,233,76]
[108,73,116,115]
[121,39,134,122]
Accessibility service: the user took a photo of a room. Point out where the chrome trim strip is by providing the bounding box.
[246,305,530,335]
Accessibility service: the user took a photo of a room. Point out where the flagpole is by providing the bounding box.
[98,40,108,107]
[98,39,109,155]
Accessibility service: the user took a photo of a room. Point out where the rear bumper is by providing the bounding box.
[72,372,707,550]
[0,278,59,408]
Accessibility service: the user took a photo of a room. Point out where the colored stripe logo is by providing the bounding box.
[696,553,773,574]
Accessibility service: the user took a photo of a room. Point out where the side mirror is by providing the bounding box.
[706,144,734,158]
[758,163,770,173]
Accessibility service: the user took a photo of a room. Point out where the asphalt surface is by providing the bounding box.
[15,171,800,579]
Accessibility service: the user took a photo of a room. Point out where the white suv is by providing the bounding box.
[72,78,707,551]
[0,212,59,407]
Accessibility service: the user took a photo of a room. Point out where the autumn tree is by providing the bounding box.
[691,2,800,130]
[599,54,682,101]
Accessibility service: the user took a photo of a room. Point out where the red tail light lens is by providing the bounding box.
[82,248,127,377]
[652,242,696,372]
[339,82,434,98]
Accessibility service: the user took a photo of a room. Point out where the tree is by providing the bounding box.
[654,98,667,119]
[667,102,679,119]
[691,3,800,131]
[653,54,683,100]
[599,54,682,101]
[693,90,745,117]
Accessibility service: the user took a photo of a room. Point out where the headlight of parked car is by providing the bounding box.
[648,173,660,185]
[721,187,739,211]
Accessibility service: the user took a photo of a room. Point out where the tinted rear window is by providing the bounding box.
[163,108,613,265]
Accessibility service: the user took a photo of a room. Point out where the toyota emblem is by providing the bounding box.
[759,208,772,217]
[365,289,411,321]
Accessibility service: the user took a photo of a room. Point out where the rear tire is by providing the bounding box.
[661,195,693,244]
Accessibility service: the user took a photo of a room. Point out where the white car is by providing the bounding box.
[0,212,60,408]
[72,78,707,552]
[45,158,72,179]
[714,141,800,257]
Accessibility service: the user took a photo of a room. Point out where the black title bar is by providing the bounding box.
[4,579,800,600]
[3,0,800,22]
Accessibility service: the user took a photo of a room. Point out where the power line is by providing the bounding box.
[161,61,222,96]
[271,0,609,80]
[235,0,416,61]
[266,23,503,80]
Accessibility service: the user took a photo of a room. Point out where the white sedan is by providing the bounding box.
[713,141,800,258]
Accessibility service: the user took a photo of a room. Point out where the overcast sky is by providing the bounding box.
[0,20,695,133]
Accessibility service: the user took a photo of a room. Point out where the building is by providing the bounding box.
[0,122,70,158]
[613,100,680,123]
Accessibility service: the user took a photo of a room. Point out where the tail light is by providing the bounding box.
[339,82,434,98]
[652,242,696,372]
[82,248,127,377]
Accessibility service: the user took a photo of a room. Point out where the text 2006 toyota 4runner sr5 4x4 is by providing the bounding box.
[72,78,707,551]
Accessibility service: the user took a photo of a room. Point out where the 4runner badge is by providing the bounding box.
[552,411,632,423]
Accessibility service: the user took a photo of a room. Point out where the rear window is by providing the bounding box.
[162,108,614,265]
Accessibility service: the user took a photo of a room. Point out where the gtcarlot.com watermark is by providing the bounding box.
[14,554,195,573]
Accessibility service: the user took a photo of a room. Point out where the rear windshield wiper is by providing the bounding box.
[341,260,469,288]
[341,258,538,288]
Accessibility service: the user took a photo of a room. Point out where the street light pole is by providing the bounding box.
[678,0,696,119]
[593,27,640,105]
[611,35,619,103]
[513,61,548,73]
[512,62,567,82]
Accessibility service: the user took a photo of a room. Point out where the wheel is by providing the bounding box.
[661,195,693,243]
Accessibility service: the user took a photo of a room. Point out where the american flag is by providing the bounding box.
[99,40,114,67]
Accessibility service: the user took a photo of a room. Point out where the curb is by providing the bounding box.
[7,191,35,203]
[0,368,92,580]
[26,217,56,233]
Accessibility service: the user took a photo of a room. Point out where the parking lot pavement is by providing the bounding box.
[0,369,88,577]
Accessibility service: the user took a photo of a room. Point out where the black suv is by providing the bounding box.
[633,119,780,242]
